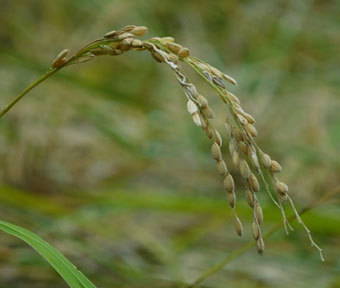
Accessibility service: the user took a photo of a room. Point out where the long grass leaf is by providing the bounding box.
[0,220,97,288]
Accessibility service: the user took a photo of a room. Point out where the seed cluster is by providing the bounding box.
[49,25,324,260]
[51,25,149,69]
[182,56,323,259]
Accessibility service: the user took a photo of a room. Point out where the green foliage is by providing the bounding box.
[0,220,96,288]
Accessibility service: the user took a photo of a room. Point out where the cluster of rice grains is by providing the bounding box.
[50,25,324,260]
[51,25,149,68]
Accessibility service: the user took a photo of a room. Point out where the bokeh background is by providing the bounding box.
[0,0,339,287]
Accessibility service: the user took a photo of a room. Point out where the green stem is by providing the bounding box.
[0,68,58,118]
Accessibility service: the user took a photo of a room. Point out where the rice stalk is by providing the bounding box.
[0,25,324,260]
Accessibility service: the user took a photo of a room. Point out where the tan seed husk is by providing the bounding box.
[187,100,198,114]
[255,203,263,225]
[119,25,136,33]
[245,123,258,137]
[178,47,190,58]
[161,36,175,43]
[167,42,182,54]
[229,141,236,155]
[189,85,198,98]
[245,189,255,208]
[234,216,243,236]
[226,91,240,104]
[237,114,248,125]
[56,48,69,60]
[248,173,260,192]
[201,105,214,119]
[200,115,208,129]
[197,94,208,108]
[244,112,255,124]
[120,37,133,51]
[151,50,164,63]
[211,142,222,161]
[205,124,213,139]
[167,53,178,64]
[109,49,123,56]
[275,181,288,195]
[222,73,238,86]
[232,151,240,168]
[150,37,161,41]
[52,48,69,68]
[223,173,235,193]
[91,48,107,56]
[100,45,114,52]
[213,129,222,146]
[238,141,248,155]
[261,153,272,169]
[52,57,66,68]
[104,30,117,38]
[131,39,143,48]
[131,26,148,36]
[249,151,260,171]
[240,159,250,178]
[234,130,244,142]
[270,160,282,173]
[192,113,203,127]
[252,222,260,240]
[118,32,135,40]
[216,160,228,176]
[257,237,265,254]
[198,62,211,72]
[233,105,245,116]
[227,191,236,208]
[210,66,223,79]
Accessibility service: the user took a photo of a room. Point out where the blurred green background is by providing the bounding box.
[0,0,339,287]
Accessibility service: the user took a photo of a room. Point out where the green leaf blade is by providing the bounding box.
[0,220,97,288]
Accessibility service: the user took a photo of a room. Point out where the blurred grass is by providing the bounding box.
[0,0,339,287]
